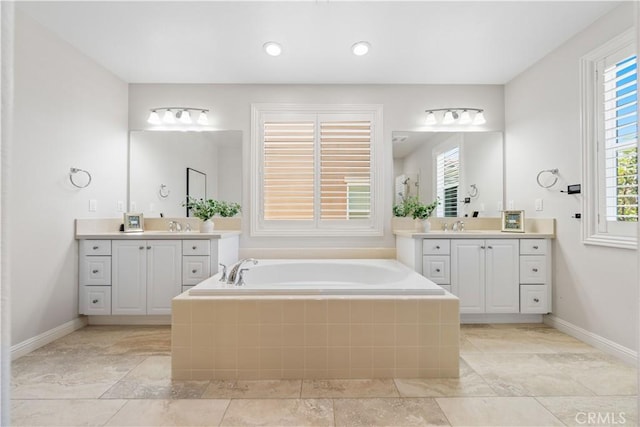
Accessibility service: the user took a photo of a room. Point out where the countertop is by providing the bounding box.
[394,230,555,239]
[75,230,241,240]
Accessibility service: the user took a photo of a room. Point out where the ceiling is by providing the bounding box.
[18,1,620,85]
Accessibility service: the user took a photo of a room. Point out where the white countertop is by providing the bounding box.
[75,230,241,240]
[394,230,555,239]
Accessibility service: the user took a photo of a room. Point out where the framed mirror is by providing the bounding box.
[129,130,242,217]
[392,131,504,217]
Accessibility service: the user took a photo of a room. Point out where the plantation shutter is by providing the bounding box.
[602,53,638,223]
[320,120,371,220]
[263,121,315,220]
[436,146,460,218]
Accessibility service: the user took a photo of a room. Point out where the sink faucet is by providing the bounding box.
[227,258,258,285]
[452,220,465,232]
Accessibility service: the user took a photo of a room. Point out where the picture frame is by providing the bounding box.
[501,210,525,233]
[123,213,144,232]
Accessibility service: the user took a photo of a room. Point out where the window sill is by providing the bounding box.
[583,234,637,250]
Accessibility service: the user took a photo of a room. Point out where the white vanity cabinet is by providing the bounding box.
[112,240,182,315]
[451,239,519,313]
[519,239,551,313]
[79,240,112,315]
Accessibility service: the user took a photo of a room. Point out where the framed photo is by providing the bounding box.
[123,213,144,232]
[501,210,525,232]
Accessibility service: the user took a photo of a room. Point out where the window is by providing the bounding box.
[435,145,460,218]
[582,28,638,249]
[251,104,383,236]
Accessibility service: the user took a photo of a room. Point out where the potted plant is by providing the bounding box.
[393,196,439,232]
[183,197,242,232]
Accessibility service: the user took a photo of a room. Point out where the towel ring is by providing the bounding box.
[469,184,479,198]
[159,184,170,199]
[69,167,92,188]
[536,168,559,188]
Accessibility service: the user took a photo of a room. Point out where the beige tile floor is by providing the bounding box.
[10,324,637,426]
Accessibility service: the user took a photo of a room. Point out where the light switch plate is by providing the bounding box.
[535,198,543,211]
[89,199,97,212]
[508,200,514,210]
[117,201,124,212]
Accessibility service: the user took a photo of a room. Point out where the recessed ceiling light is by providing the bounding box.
[351,41,371,56]
[263,41,282,57]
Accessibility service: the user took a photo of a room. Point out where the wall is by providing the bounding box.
[129,84,504,249]
[505,2,638,350]
[10,12,128,344]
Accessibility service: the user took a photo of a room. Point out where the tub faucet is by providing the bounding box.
[227,258,258,285]
[218,263,227,282]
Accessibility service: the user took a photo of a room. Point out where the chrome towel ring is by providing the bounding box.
[536,168,559,188]
[159,184,170,198]
[69,167,92,188]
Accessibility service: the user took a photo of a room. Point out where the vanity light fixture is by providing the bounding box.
[263,41,282,56]
[147,108,210,126]
[351,41,371,56]
[424,108,486,125]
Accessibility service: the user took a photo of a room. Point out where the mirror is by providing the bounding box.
[129,130,242,217]
[392,131,504,217]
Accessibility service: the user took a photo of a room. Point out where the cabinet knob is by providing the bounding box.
[487,245,493,249]
[92,299,99,304]
[532,268,538,272]
[192,269,197,274]
[435,268,441,273]
[147,246,152,250]
[92,246,99,250]
[533,298,540,303]
[480,246,485,249]
[139,246,144,250]
[435,245,440,249]
[92,269,99,274]
[533,245,539,250]
[192,246,197,250]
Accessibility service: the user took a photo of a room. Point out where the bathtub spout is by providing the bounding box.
[227,258,258,285]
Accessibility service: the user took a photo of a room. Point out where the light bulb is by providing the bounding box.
[351,41,371,56]
[147,110,161,125]
[425,112,437,125]
[442,110,457,124]
[197,111,209,125]
[472,111,486,125]
[179,110,192,124]
[163,109,175,124]
[263,41,282,56]
[459,110,472,124]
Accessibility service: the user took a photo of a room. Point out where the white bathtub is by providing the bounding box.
[188,259,445,296]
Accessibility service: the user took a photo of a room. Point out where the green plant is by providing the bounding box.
[182,197,242,220]
[392,196,439,220]
[217,201,242,217]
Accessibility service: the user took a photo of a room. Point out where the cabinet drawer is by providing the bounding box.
[80,240,111,256]
[520,285,550,313]
[422,256,450,285]
[183,240,210,256]
[80,256,111,286]
[520,239,546,255]
[422,239,450,255]
[79,285,112,315]
[520,256,547,284]
[182,256,211,285]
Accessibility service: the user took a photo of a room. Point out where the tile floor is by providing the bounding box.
[11,324,638,426]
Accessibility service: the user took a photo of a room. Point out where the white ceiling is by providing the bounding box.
[18,1,620,85]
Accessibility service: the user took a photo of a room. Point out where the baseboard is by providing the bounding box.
[11,317,88,360]
[544,314,637,366]
[461,313,543,324]
[87,315,171,325]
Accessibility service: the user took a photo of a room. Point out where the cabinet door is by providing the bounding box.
[451,240,485,313]
[147,240,182,315]
[112,240,147,315]
[485,239,520,313]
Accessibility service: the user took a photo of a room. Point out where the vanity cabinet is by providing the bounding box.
[519,239,551,313]
[112,240,182,315]
[421,239,451,292]
[451,239,519,313]
[79,240,112,315]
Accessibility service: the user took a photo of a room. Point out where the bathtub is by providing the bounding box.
[172,258,459,380]
[189,259,445,296]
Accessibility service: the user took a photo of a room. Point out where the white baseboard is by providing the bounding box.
[461,313,543,324]
[87,315,171,325]
[11,317,88,360]
[544,314,637,366]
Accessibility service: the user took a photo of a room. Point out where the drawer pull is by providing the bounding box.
[435,268,441,273]
[147,246,152,250]
[532,268,538,272]
[533,298,540,303]
[480,246,485,249]
[487,245,493,249]
[192,269,197,274]
[92,299,99,304]
[192,246,197,250]
[533,245,539,250]
[435,245,440,249]
[92,269,99,274]
[92,246,99,250]
[139,246,144,250]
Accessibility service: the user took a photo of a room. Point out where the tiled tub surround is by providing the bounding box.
[172,295,460,380]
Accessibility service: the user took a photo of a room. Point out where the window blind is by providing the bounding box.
[320,121,371,220]
[263,121,315,220]
[436,146,460,218]
[603,54,638,222]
